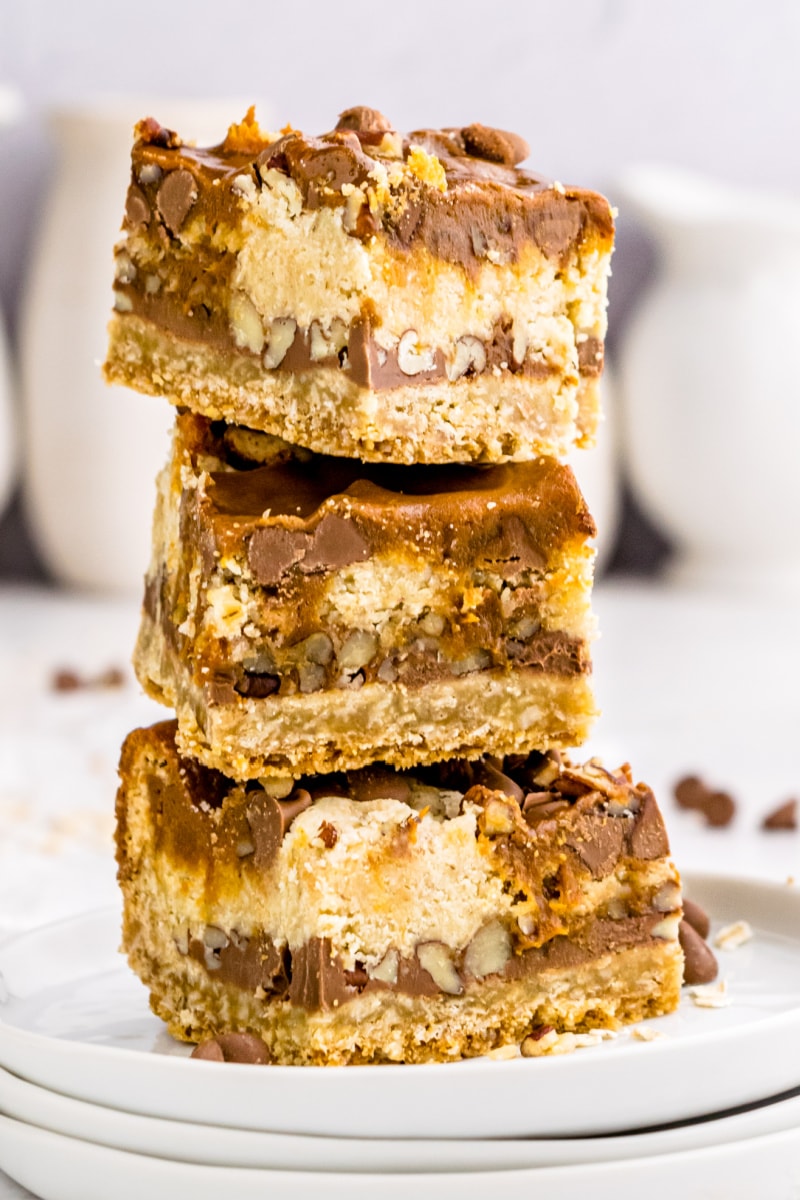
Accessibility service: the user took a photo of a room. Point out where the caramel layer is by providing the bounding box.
[182,414,596,586]
[186,913,670,1012]
[117,722,670,909]
[124,110,613,274]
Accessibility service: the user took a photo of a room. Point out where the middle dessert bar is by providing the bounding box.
[136,412,597,778]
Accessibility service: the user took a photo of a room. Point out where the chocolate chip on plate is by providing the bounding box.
[681,897,711,941]
[191,1032,272,1064]
[679,919,719,986]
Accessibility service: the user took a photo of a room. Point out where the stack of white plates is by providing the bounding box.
[1,874,800,1200]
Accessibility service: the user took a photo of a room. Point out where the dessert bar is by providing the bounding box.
[105,107,614,463]
[136,412,597,778]
[116,722,683,1065]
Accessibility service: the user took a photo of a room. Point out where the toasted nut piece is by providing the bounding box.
[520,1026,558,1056]
[259,775,295,799]
[652,914,681,941]
[338,629,378,670]
[224,426,302,466]
[532,753,562,788]
[114,253,136,284]
[368,948,399,985]
[420,611,446,637]
[298,662,326,693]
[397,330,436,376]
[304,633,334,665]
[682,897,711,939]
[417,942,462,994]
[446,335,487,381]
[229,292,265,354]
[236,839,255,858]
[481,796,517,835]
[202,925,229,951]
[376,658,397,683]
[517,912,536,936]
[450,649,491,676]
[463,921,512,980]
[263,317,297,368]
[309,318,348,361]
[653,881,682,913]
[113,290,133,312]
[510,615,540,640]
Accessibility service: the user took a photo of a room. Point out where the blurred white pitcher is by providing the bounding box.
[617,165,800,595]
[0,85,23,522]
[20,97,266,592]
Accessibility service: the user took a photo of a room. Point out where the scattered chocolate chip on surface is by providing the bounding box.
[679,919,719,986]
[762,799,798,831]
[191,1031,272,1064]
[681,897,711,940]
[52,666,126,692]
[674,774,735,827]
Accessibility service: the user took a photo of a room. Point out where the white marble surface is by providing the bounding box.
[0,581,797,1196]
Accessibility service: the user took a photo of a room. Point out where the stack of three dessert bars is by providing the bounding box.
[107,105,683,1064]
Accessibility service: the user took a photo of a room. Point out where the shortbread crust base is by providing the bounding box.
[135,608,597,778]
[129,930,681,1065]
[106,313,599,463]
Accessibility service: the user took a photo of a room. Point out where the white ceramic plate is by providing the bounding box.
[2,1064,800,1173]
[1,873,799,1140]
[3,1115,800,1200]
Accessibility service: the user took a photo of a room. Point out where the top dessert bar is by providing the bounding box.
[105,106,614,464]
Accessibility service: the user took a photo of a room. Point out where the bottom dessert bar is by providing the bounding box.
[116,722,683,1065]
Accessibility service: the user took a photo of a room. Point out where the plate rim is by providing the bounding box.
[2,870,800,1139]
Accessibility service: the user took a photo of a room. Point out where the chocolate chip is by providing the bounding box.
[246,788,312,868]
[336,106,392,136]
[762,799,798,830]
[679,919,719,986]
[674,775,707,807]
[674,774,736,828]
[471,761,524,804]
[299,514,371,574]
[565,814,624,879]
[627,790,670,860]
[288,937,355,1010]
[191,1039,225,1061]
[51,666,126,692]
[235,672,280,699]
[156,169,198,235]
[347,768,411,803]
[248,527,309,586]
[124,184,150,228]
[191,1032,271,1064]
[702,791,736,827]
[461,122,530,166]
[682,898,711,941]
